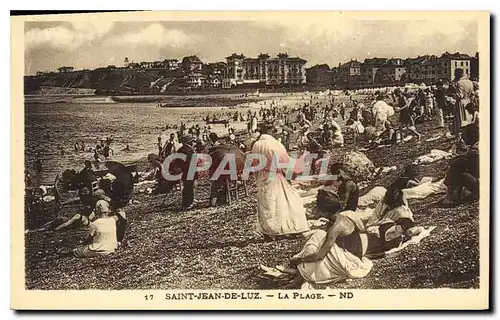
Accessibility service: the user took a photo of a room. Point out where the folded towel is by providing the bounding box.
[413,149,453,165]
[425,134,443,142]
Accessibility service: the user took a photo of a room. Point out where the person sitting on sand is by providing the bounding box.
[320,124,333,148]
[296,125,311,151]
[324,116,344,148]
[323,163,359,213]
[145,153,168,192]
[95,175,129,245]
[365,187,415,228]
[346,116,365,145]
[58,200,118,259]
[374,120,398,146]
[93,149,101,162]
[228,129,236,144]
[298,112,313,129]
[465,102,479,126]
[443,124,479,206]
[348,103,362,124]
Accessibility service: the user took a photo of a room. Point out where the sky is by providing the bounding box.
[24,19,478,75]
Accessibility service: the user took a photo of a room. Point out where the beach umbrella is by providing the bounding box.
[208,144,247,179]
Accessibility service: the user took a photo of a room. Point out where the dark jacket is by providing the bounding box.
[176,144,197,181]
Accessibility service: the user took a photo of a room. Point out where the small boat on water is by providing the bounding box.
[72,96,117,104]
[205,119,230,125]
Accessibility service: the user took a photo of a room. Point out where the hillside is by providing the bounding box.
[25,69,313,97]
[24,69,186,95]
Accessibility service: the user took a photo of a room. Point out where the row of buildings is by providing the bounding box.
[50,51,478,90]
[51,52,308,89]
[223,53,307,88]
[151,53,308,89]
[307,52,479,88]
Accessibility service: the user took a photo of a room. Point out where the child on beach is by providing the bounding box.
[394,89,421,140]
[58,200,118,259]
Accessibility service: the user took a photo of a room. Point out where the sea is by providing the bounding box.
[24,92,342,185]
[24,102,250,185]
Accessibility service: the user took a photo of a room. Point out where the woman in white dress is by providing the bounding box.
[251,124,310,238]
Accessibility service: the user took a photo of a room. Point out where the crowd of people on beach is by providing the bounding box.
[25,67,480,287]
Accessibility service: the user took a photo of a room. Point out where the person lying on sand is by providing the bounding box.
[26,188,110,233]
[384,164,421,206]
[284,211,415,288]
[58,200,119,259]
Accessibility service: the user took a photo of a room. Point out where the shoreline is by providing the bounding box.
[24,91,305,105]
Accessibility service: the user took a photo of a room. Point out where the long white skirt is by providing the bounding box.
[256,174,309,236]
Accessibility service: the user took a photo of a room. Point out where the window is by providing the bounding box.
[455,62,458,67]
[465,61,469,66]
[460,61,464,67]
